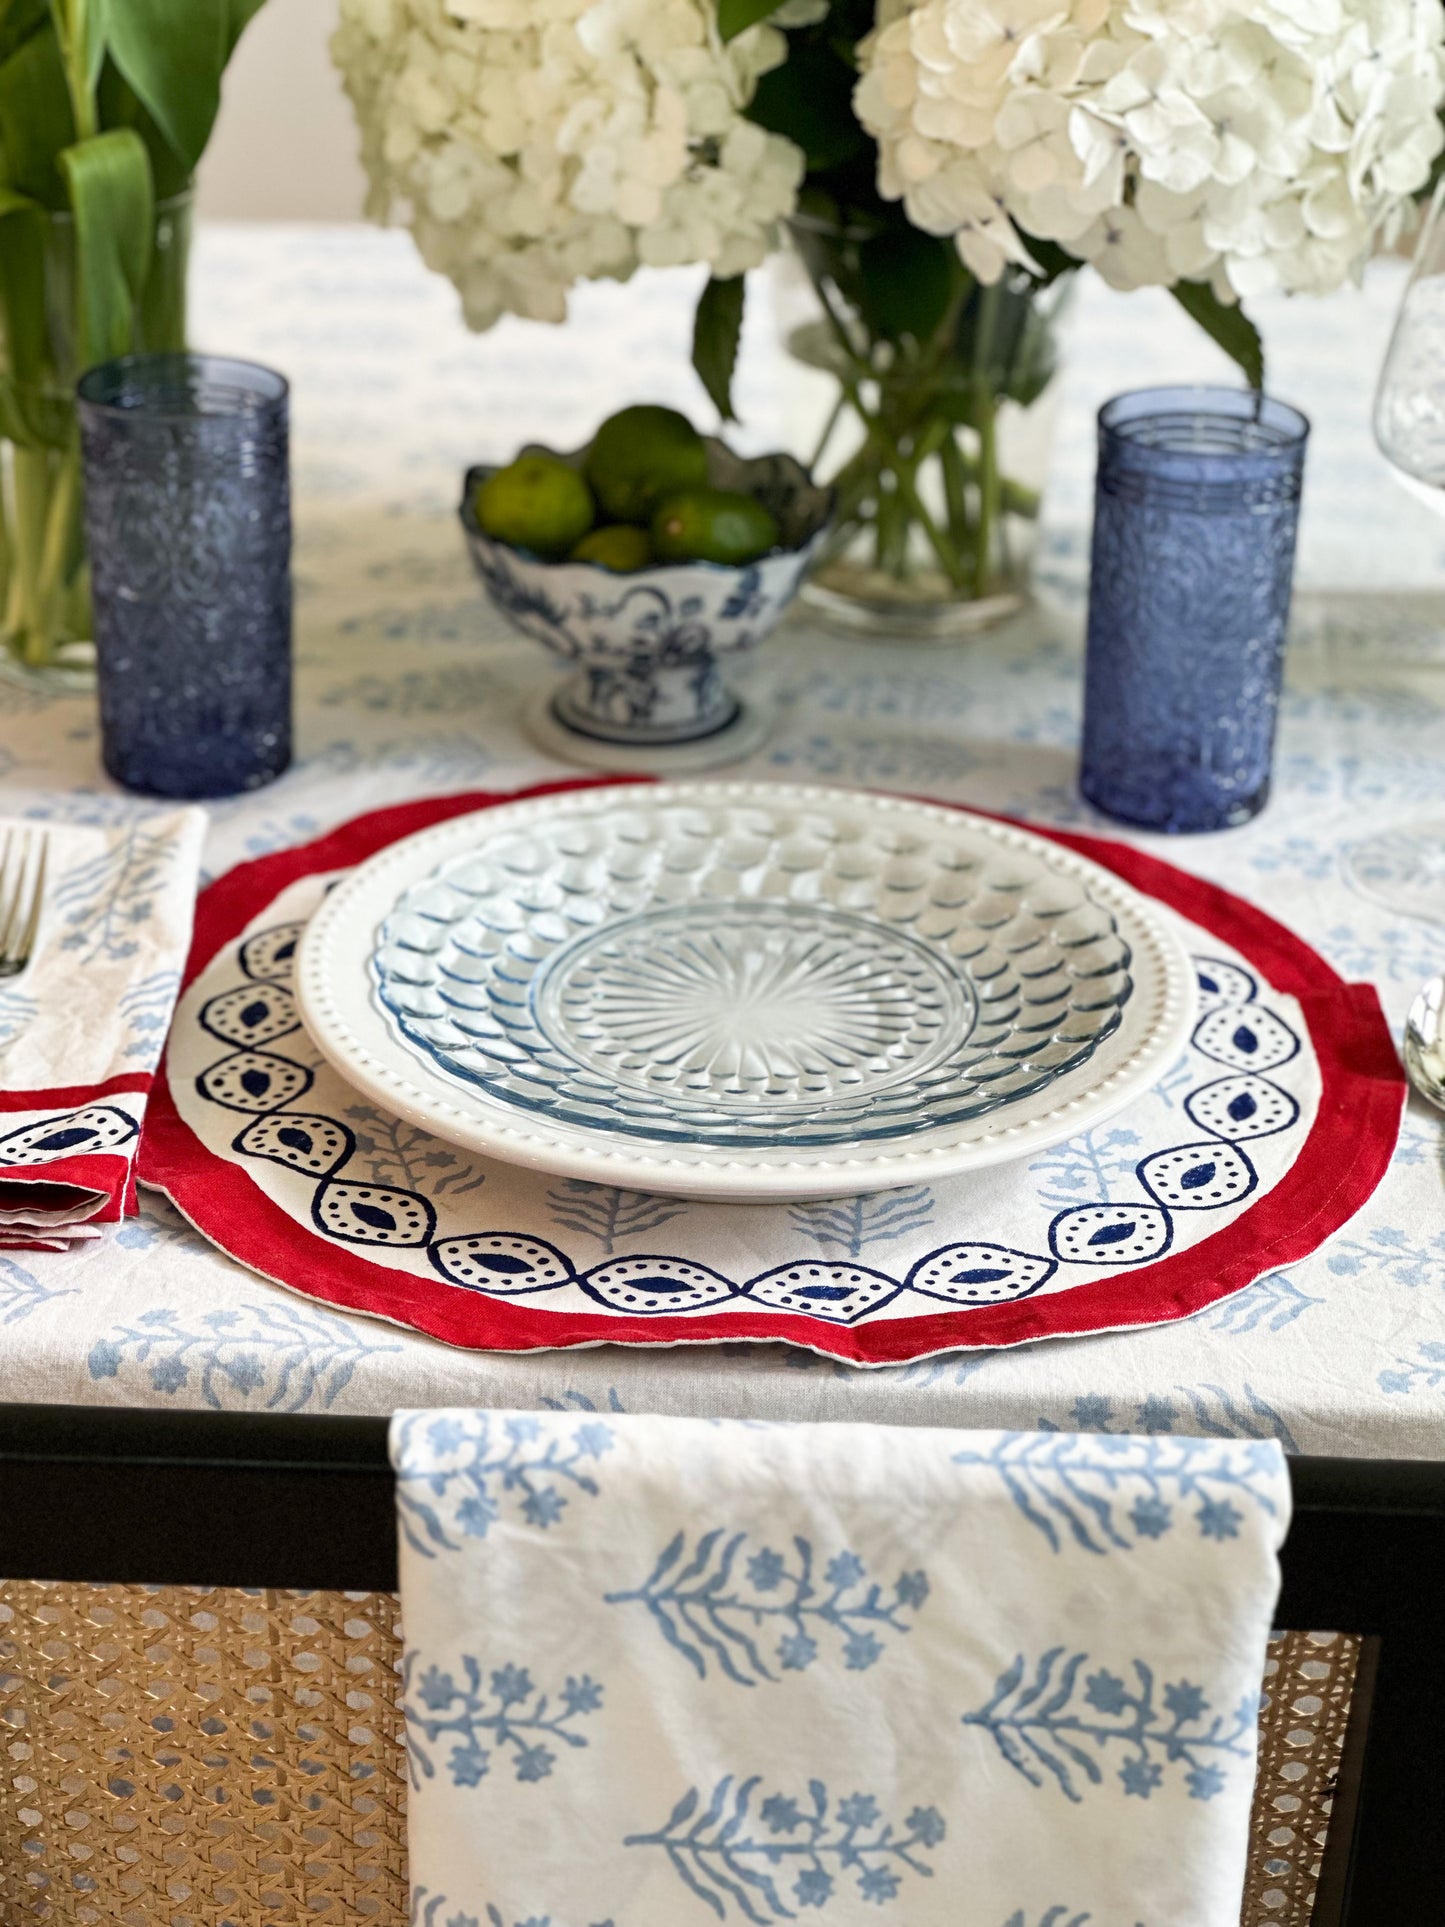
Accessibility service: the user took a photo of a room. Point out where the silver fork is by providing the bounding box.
[0,829,48,979]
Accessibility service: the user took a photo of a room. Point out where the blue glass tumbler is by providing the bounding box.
[77,354,292,798]
[1080,386,1309,833]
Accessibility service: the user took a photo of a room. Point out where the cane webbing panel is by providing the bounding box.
[0,1585,406,1924]
[0,1586,1354,1926]
[1242,1631,1361,1927]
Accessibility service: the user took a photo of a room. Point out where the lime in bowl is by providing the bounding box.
[459,413,833,773]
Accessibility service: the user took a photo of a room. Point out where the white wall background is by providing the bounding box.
[198,0,365,220]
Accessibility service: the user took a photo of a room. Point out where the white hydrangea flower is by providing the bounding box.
[855,0,1445,300]
[333,0,805,331]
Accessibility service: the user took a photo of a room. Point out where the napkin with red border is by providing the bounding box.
[0,809,205,1248]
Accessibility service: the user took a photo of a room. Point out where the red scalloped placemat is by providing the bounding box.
[138,779,1404,1365]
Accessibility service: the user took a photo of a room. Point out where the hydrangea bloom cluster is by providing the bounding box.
[855,0,1445,298]
[332,0,805,329]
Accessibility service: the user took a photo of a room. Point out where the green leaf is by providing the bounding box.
[0,0,50,69]
[716,0,782,40]
[0,22,75,205]
[857,226,956,346]
[0,184,68,445]
[57,126,153,371]
[692,273,746,423]
[103,0,229,174]
[746,39,868,173]
[1171,279,1265,391]
[224,0,267,57]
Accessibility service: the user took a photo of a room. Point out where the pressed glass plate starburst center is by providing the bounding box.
[534,902,973,1109]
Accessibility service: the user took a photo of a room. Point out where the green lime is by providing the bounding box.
[584,404,709,524]
[651,487,780,566]
[570,524,654,571]
[474,454,594,557]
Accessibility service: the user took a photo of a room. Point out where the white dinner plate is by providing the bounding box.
[295,783,1196,1201]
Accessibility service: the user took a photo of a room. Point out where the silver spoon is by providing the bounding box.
[1405,976,1445,1111]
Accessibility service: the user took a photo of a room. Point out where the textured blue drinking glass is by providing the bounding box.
[77,353,292,798]
[1080,386,1309,833]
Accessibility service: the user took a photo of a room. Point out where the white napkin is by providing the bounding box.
[392,1413,1289,1927]
[0,809,205,1247]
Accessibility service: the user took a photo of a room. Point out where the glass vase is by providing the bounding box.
[0,188,192,680]
[787,214,1066,641]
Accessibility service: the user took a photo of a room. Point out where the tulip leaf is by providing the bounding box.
[102,0,239,174]
[0,0,50,69]
[57,126,153,372]
[693,272,746,422]
[0,184,69,445]
[0,22,75,205]
[1171,279,1265,392]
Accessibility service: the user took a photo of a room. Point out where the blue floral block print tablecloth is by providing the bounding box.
[3,225,1445,1456]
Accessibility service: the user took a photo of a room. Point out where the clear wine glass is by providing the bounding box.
[1349,182,1445,927]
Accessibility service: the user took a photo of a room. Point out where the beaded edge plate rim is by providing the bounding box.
[294,783,1197,1202]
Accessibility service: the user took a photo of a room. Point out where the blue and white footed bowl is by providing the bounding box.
[460,440,833,764]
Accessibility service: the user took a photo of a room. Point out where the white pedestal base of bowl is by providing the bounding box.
[521,688,772,773]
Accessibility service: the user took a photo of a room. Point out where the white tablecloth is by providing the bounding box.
[3,225,1444,1457]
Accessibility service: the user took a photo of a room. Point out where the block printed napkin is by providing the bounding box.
[392,1412,1290,1927]
[0,811,205,1247]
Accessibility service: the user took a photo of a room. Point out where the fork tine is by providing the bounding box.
[12,833,46,971]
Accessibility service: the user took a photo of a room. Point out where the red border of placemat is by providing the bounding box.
[139,778,1405,1364]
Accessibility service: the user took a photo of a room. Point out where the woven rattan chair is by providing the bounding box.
[0,1403,1440,1925]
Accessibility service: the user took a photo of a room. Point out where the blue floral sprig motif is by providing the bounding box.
[393,1411,613,1557]
[0,1257,75,1326]
[965,1649,1257,1805]
[410,1891,616,1927]
[949,1433,1284,1556]
[341,1104,487,1201]
[0,986,38,1054]
[624,1777,945,1922]
[1379,1342,1445,1397]
[545,1179,686,1255]
[403,1652,603,1793]
[786,1187,934,1262]
[1207,1269,1323,1334]
[1000,1911,1148,1927]
[118,967,182,1063]
[604,1532,927,1686]
[86,1303,400,1410]
[1000,1913,1089,1927]
[53,823,179,962]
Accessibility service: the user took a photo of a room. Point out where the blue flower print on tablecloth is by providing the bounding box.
[162,872,1323,1352]
[1031,1385,1299,1453]
[965,1651,1258,1805]
[1378,1342,1445,1398]
[0,1256,75,1326]
[604,1530,928,1685]
[393,1409,614,1556]
[1001,1913,1149,1927]
[623,1778,945,1920]
[86,1301,402,1411]
[403,1651,604,1793]
[411,1892,615,1927]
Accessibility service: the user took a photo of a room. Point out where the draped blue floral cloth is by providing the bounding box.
[392,1411,1289,1927]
